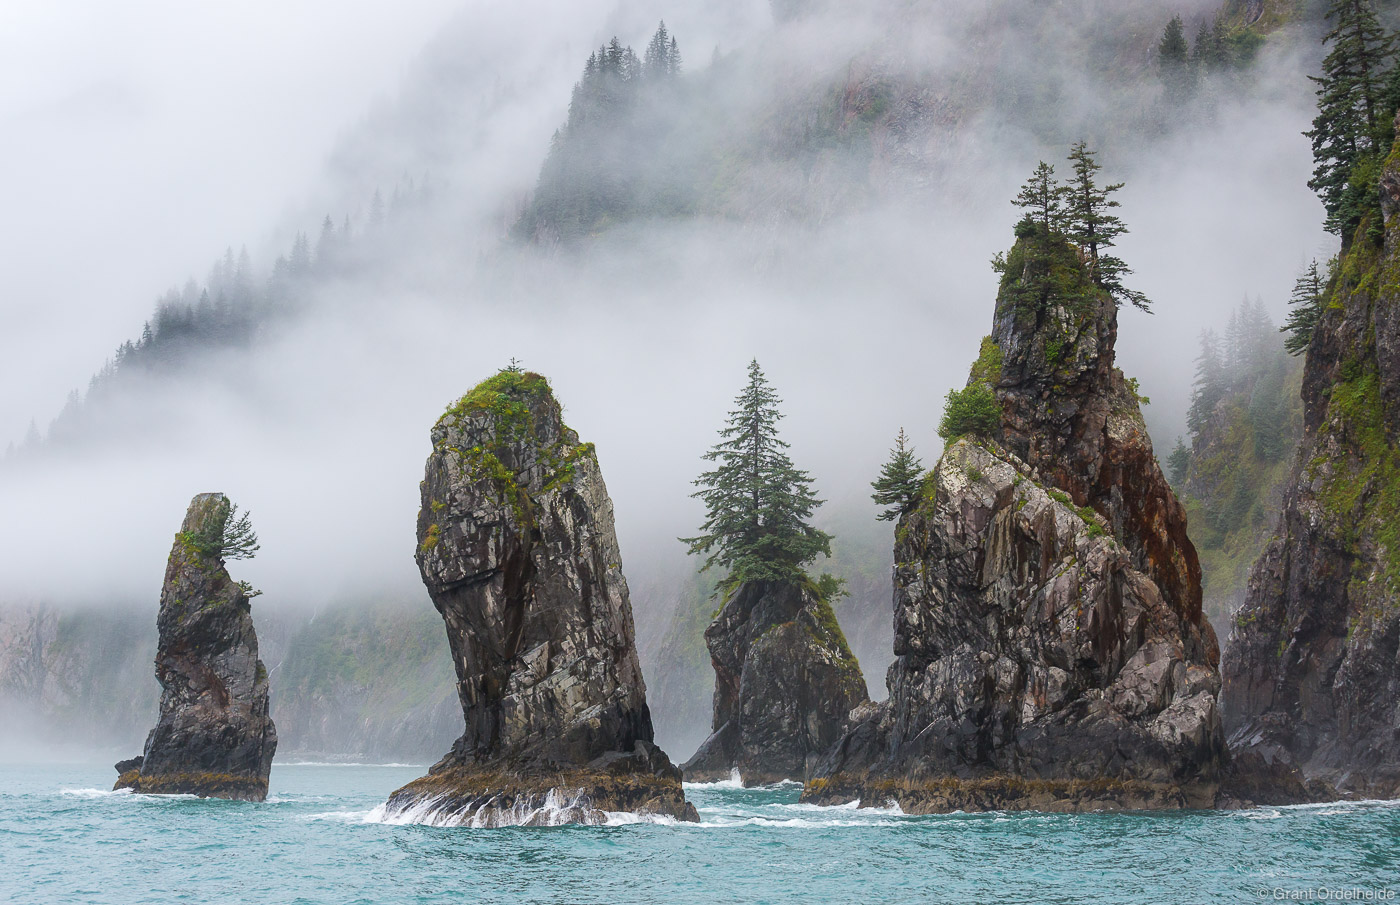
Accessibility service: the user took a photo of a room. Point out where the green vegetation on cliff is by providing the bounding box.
[1306,198,1400,589]
[434,368,597,529]
[1175,297,1303,632]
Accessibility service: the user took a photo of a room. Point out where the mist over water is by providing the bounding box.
[0,0,1335,762]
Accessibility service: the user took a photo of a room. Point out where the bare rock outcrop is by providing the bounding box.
[113,493,276,800]
[682,579,867,784]
[381,370,696,826]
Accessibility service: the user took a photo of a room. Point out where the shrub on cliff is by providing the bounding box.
[938,382,1001,441]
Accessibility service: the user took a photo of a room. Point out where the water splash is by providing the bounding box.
[368,787,610,828]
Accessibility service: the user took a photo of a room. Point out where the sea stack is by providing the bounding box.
[382,370,696,826]
[805,220,1225,813]
[682,579,868,784]
[1221,122,1400,800]
[113,493,276,800]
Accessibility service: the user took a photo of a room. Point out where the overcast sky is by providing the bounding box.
[0,0,471,446]
[0,0,1337,612]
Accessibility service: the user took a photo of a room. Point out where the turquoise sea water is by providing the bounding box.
[2,763,1399,904]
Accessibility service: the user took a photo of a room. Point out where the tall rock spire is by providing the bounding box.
[114,492,276,800]
[381,370,696,826]
[805,224,1225,812]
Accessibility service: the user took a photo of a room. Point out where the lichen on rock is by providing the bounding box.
[383,370,695,826]
[112,492,276,801]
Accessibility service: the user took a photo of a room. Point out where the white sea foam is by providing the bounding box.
[58,787,200,801]
[683,769,745,790]
[59,787,132,799]
[304,809,379,823]
[366,788,620,828]
[279,762,423,768]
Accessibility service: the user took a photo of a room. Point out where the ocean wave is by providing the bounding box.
[683,769,745,790]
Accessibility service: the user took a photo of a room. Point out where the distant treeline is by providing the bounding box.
[4,176,435,461]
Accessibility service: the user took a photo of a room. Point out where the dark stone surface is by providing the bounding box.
[1222,133,1400,799]
[113,493,276,801]
[683,580,868,784]
[806,235,1234,812]
[384,372,695,825]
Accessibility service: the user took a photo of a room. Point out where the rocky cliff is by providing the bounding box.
[1222,135,1400,798]
[683,579,868,784]
[805,229,1227,812]
[114,493,277,800]
[381,370,695,826]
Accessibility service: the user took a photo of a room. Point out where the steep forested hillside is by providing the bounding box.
[514,0,1304,245]
[1171,297,1305,635]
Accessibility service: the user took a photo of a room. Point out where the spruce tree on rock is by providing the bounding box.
[682,360,832,583]
[870,428,924,521]
[1063,142,1151,312]
[1014,162,1063,231]
[1307,0,1397,238]
[1282,259,1328,356]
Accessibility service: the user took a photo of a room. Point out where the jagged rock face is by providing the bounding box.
[683,580,868,784]
[805,236,1225,812]
[990,269,1203,628]
[806,442,1224,812]
[384,372,695,825]
[1223,140,1400,798]
[114,493,276,800]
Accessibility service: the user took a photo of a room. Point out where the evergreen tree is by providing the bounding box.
[1281,259,1328,355]
[1238,296,1276,376]
[180,498,260,562]
[316,215,337,269]
[870,428,924,521]
[1014,161,1063,231]
[1168,436,1192,485]
[644,21,679,79]
[1159,15,1193,103]
[1062,142,1151,312]
[1188,329,1227,435]
[682,360,833,582]
[1249,361,1289,462]
[1191,19,1216,72]
[289,232,311,275]
[1306,0,1397,238]
[369,190,385,227]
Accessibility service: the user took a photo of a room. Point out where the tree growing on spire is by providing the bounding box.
[681,360,833,583]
